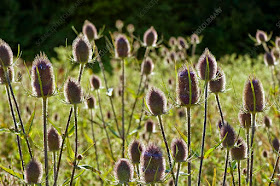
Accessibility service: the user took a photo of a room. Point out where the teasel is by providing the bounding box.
[255,30,270,53]
[263,115,272,128]
[243,76,265,185]
[177,65,199,186]
[145,120,155,142]
[82,20,98,41]
[143,26,158,48]
[146,87,176,182]
[231,138,246,186]
[127,24,135,34]
[190,33,200,56]
[169,51,177,62]
[115,19,124,32]
[169,37,177,48]
[72,34,93,65]
[197,48,218,186]
[128,139,144,180]
[0,39,13,67]
[269,137,280,186]
[25,159,43,184]
[114,158,134,184]
[264,51,277,90]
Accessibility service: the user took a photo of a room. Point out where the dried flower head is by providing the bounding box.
[171,138,187,162]
[264,51,276,66]
[141,57,154,75]
[25,159,43,184]
[143,26,158,47]
[72,34,92,63]
[146,87,167,116]
[177,37,188,50]
[256,30,268,44]
[169,51,177,62]
[64,78,83,104]
[129,139,144,164]
[90,75,101,90]
[82,20,98,41]
[169,37,177,47]
[86,95,95,109]
[272,48,280,61]
[77,154,83,160]
[115,34,130,58]
[238,110,251,129]
[262,150,268,158]
[230,138,246,161]
[47,127,62,151]
[0,39,13,67]
[0,66,13,85]
[191,34,200,44]
[127,24,135,34]
[220,123,236,148]
[115,19,124,31]
[114,158,134,183]
[145,120,155,133]
[272,138,280,152]
[263,115,272,128]
[197,48,217,81]
[209,67,226,93]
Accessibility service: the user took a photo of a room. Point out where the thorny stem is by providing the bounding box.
[249,113,256,186]
[215,94,225,126]
[246,128,250,184]
[222,148,229,186]
[175,162,181,186]
[268,150,280,186]
[238,161,241,186]
[43,97,49,186]
[121,58,125,158]
[186,107,191,186]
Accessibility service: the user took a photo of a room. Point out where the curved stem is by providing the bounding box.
[268,150,280,186]
[238,161,241,186]
[175,162,181,186]
[137,77,148,132]
[90,109,99,170]
[229,158,236,186]
[42,97,49,186]
[249,113,256,186]
[222,148,229,186]
[246,128,250,184]
[215,94,225,126]
[121,58,125,158]
[186,107,191,186]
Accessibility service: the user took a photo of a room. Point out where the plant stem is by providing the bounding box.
[53,151,56,182]
[42,97,49,186]
[271,66,276,93]
[90,109,99,170]
[78,64,84,82]
[268,150,280,186]
[157,115,176,182]
[222,148,229,186]
[215,94,225,126]
[229,159,236,186]
[121,58,125,158]
[137,77,148,131]
[192,43,197,57]
[246,128,250,184]
[249,113,256,186]
[238,161,241,186]
[175,162,181,186]
[186,107,191,186]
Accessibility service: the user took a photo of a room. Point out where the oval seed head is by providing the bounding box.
[72,34,92,63]
[209,67,226,93]
[178,109,185,118]
[146,87,167,116]
[64,78,83,104]
[141,57,154,75]
[31,53,55,97]
[141,144,165,183]
[169,51,177,62]
[238,110,251,129]
[54,113,60,122]
[171,138,187,162]
[115,34,130,58]
[169,37,177,47]
[127,24,135,34]
[168,179,174,186]
[177,66,200,106]
[264,51,276,66]
[86,95,95,109]
[272,48,280,61]
[230,138,246,161]
[77,154,83,160]
[82,20,98,41]
[145,120,155,133]
[243,77,265,113]
[220,123,236,148]
[276,37,280,48]
[256,30,268,44]
[272,138,280,152]
[177,37,188,50]
[0,39,13,67]
[25,159,43,184]
[197,48,217,81]
[143,26,158,47]
[115,19,124,30]
[129,139,144,164]
[191,33,200,44]
[262,150,268,158]
[0,66,13,85]
[263,115,272,128]
[47,127,62,151]
[90,75,101,90]
[114,158,134,183]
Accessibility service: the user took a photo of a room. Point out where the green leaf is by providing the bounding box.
[0,164,23,180]
[66,138,74,161]
[48,118,61,135]
[75,177,80,186]
[78,165,101,174]
[174,125,188,144]
[83,131,93,144]
[26,106,36,135]
[204,134,227,159]
[107,124,120,138]
[62,169,85,186]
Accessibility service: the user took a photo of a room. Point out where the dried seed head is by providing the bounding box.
[168,179,174,186]
[47,127,62,151]
[64,78,83,104]
[177,37,188,50]
[145,120,155,133]
[82,20,98,41]
[169,51,177,62]
[129,139,144,164]
[171,138,187,162]
[238,110,251,129]
[146,87,167,116]
[141,144,165,183]
[86,95,95,109]
[220,123,236,148]
[54,113,59,122]
[0,39,13,67]
[107,111,111,119]
[169,37,177,47]
[25,159,43,184]
[197,48,217,81]
[262,150,268,158]
[141,57,154,75]
[209,67,226,93]
[114,158,134,183]
[243,77,265,113]
[191,34,200,44]
[72,34,92,63]
[178,109,185,118]
[230,138,246,161]
[115,19,124,30]
[272,138,280,152]
[263,116,272,128]
[77,154,83,160]
[242,168,247,175]
[0,66,13,85]
[272,48,280,61]
[115,35,130,58]
[264,51,276,66]
[276,37,280,48]
[177,51,185,60]
[133,41,140,52]
[143,26,158,47]
[31,53,55,97]
[177,66,200,106]
[126,24,135,34]
[90,75,101,90]
[256,30,268,44]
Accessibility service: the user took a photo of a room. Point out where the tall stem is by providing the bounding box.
[137,77,148,131]
[43,97,49,186]
[238,161,241,186]
[186,107,191,186]
[215,94,225,126]
[229,159,236,186]
[90,109,99,170]
[249,113,256,186]
[268,150,280,186]
[53,151,56,182]
[222,148,229,186]
[246,128,250,184]
[121,58,125,158]
[175,162,181,186]
[192,43,197,57]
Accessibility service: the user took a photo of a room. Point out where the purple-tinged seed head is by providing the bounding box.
[114,158,134,183]
[169,51,177,62]
[197,48,217,81]
[141,57,154,75]
[86,95,95,109]
[220,123,236,148]
[145,120,155,133]
[115,34,130,58]
[209,67,226,93]
[178,109,185,118]
[143,26,158,47]
[262,150,268,158]
[47,127,62,151]
[90,75,101,90]
[82,20,98,41]
[0,66,13,85]
[115,19,124,30]
[129,139,145,164]
[0,39,13,67]
[264,51,276,66]
[72,34,92,63]
[64,77,83,104]
[272,138,280,152]
[191,34,200,44]
[263,115,272,128]
[127,24,135,34]
[230,138,246,161]
[171,138,187,162]
[177,37,188,50]
[256,30,268,44]
[146,87,167,116]
[25,159,43,184]
[238,110,251,129]
[169,37,177,47]
[272,48,280,61]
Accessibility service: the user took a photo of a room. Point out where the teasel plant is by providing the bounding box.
[128,139,144,181]
[177,36,189,58]
[268,137,280,185]
[25,159,43,184]
[114,158,134,185]
[144,120,155,143]
[189,33,201,57]
[176,65,200,186]
[196,48,217,186]
[242,76,265,186]
[249,30,272,53]
[146,87,176,182]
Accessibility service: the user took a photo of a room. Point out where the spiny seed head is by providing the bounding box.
[220,123,236,148]
[25,159,43,184]
[263,116,272,128]
[0,39,13,67]
[177,37,188,50]
[209,67,226,93]
[171,138,187,162]
[191,33,200,44]
[127,24,135,34]
[64,78,83,104]
[243,76,265,113]
[114,158,134,183]
[178,109,185,118]
[264,51,276,66]
[230,138,246,161]
[262,150,268,158]
[276,37,280,48]
[146,87,167,116]
[272,48,280,61]
[145,120,155,133]
[141,57,154,75]
[256,30,268,44]
[31,53,55,97]
[82,20,98,41]
[141,144,165,183]
[115,19,124,30]
[197,48,217,81]
[115,34,130,58]
[77,154,83,160]
[90,75,101,90]
[169,51,177,61]
[47,127,62,151]
[86,95,95,109]
[72,34,92,63]
[54,113,59,122]
[177,51,185,60]
[169,37,177,47]
[0,66,13,85]
[129,139,145,164]
[177,66,200,106]
[272,138,280,152]
[238,110,251,129]
[143,26,158,47]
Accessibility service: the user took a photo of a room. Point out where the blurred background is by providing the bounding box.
[1,0,280,63]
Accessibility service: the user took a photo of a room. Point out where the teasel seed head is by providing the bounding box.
[272,48,280,61]
[115,34,130,58]
[64,78,83,105]
[141,144,165,183]
[82,20,98,41]
[115,19,124,31]
[145,120,155,133]
[262,150,268,158]
[47,127,62,151]
[264,51,276,66]
[220,123,236,148]
[0,39,13,67]
[0,66,13,85]
[31,53,55,97]
[263,115,272,128]
[54,113,59,122]
[126,24,135,34]
[169,37,177,47]
[230,138,246,161]
[272,138,280,152]
[191,33,200,44]
[177,66,200,106]
[143,26,158,47]
[256,30,268,44]
[209,67,226,93]
[141,57,154,75]
[238,110,251,129]
[168,179,174,186]
[77,154,83,160]
[169,51,177,62]
[25,159,43,184]
[177,37,188,50]
[86,95,95,109]
[146,87,167,116]
[129,139,145,164]
[114,158,134,183]
[178,109,185,118]
[72,34,92,64]
[197,48,217,81]
[171,138,188,162]
[90,75,101,90]
[243,76,265,113]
